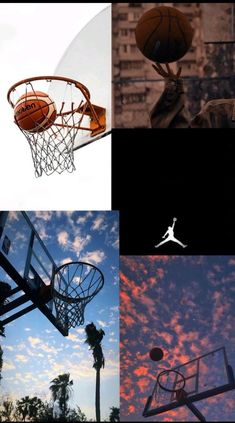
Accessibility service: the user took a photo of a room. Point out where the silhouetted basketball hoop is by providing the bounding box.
[52,261,104,330]
[7,76,106,177]
[157,370,186,394]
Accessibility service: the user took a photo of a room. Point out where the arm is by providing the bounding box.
[162,230,168,238]
[150,63,191,128]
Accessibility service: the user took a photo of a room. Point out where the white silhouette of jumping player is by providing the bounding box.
[155,218,187,248]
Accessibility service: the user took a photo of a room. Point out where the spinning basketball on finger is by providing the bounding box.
[135,5,235,128]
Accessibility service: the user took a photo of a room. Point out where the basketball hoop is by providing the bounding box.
[7,76,106,177]
[51,261,104,330]
[157,369,186,394]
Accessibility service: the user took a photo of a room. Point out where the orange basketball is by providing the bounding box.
[135,6,194,63]
[14,91,57,133]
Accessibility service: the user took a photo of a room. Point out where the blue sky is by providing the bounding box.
[120,256,235,422]
[0,211,119,420]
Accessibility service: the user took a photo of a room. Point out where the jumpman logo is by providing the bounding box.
[155,218,187,249]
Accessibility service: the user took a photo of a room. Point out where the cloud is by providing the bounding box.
[109,338,118,343]
[133,366,148,377]
[34,211,53,221]
[112,238,119,249]
[60,257,73,266]
[3,360,15,370]
[28,337,41,347]
[39,344,57,354]
[67,333,79,343]
[5,345,14,351]
[27,336,57,355]
[91,215,107,231]
[76,212,93,225]
[24,328,31,331]
[57,231,69,246]
[72,234,91,256]
[110,306,119,313]
[36,225,50,241]
[97,320,109,328]
[15,354,28,363]
[8,211,19,221]
[80,250,106,265]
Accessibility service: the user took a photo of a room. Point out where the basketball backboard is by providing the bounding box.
[143,347,235,418]
[48,6,111,151]
[0,211,68,336]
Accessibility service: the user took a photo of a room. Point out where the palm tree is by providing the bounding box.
[85,322,105,422]
[109,407,120,422]
[16,396,45,421]
[1,399,14,421]
[0,281,11,383]
[16,396,32,422]
[49,373,73,419]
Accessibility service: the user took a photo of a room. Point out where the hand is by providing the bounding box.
[152,62,182,80]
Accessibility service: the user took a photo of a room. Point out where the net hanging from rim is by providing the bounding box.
[7,76,106,177]
[52,261,104,330]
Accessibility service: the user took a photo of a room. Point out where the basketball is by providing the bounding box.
[135,6,194,63]
[38,285,52,303]
[149,347,164,362]
[14,91,57,133]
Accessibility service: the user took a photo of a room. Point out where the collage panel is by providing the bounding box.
[120,255,235,421]
[0,3,111,210]
[0,211,119,421]
[113,132,235,255]
[113,2,235,129]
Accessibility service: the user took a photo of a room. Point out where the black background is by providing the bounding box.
[112,129,235,255]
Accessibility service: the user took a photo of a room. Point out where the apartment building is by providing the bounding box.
[112,3,235,127]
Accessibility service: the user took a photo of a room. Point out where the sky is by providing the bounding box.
[120,256,235,422]
[0,210,119,421]
[0,3,111,210]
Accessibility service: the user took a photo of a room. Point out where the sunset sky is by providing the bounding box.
[120,256,235,421]
[0,211,119,421]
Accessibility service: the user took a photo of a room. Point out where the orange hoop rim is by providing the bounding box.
[7,75,91,108]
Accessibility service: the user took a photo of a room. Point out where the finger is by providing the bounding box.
[152,63,166,77]
[156,63,169,77]
[166,63,171,74]
[165,63,174,77]
[152,64,163,76]
[177,67,182,78]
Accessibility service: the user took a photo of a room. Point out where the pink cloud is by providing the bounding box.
[128,404,136,414]
[134,366,149,377]
[136,378,150,393]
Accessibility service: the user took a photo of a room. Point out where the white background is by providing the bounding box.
[0,3,111,210]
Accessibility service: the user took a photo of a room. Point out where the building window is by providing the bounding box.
[129,11,141,22]
[119,45,128,53]
[120,28,129,37]
[120,60,144,70]
[121,92,146,105]
[119,13,128,21]
[129,28,136,38]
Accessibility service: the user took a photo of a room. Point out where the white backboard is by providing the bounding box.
[49,6,111,150]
